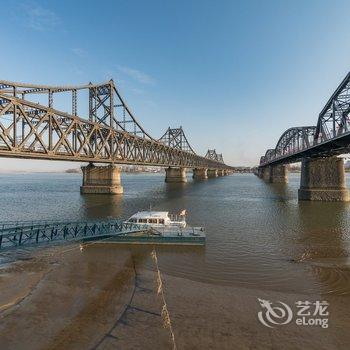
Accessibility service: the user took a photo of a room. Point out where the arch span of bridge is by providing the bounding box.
[257,72,350,201]
[0,80,233,194]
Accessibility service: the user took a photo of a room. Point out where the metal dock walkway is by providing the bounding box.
[0,219,148,250]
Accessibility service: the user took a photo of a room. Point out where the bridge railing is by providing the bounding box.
[0,219,148,250]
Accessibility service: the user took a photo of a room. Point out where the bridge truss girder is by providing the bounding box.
[205,149,224,164]
[260,127,316,165]
[316,72,350,142]
[0,94,228,169]
[158,126,196,154]
[0,79,153,140]
[260,72,350,167]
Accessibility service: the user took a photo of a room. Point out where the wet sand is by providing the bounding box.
[0,243,172,350]
[1,243,350,350]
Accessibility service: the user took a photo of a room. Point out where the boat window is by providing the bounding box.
[159,219,164,224]
[148,218,157,224]
[139,219,147,223]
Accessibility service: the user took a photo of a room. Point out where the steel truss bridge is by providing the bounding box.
[0,80,232,170]
[260,72,350,167]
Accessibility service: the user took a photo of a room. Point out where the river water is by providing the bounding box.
[1,172,350,348]
[2,172,350,294]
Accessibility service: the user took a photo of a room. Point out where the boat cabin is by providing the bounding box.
[127,211,186,227]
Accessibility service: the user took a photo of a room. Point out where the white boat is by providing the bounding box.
[123,210,206,245]
[126,210,187,228]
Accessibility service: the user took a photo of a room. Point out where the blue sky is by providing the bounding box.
[1,0,350,170]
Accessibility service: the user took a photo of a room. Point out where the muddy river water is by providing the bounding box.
[0,172,349,349]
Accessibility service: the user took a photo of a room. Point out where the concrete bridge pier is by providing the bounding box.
[165,167,187,183]
[207,169,218,178]
[217,169,224,176]
[298,157,350,201]
[270,164,288,183]
[193,168,208,180]
[80,163,123,194]
[261,166,271,181]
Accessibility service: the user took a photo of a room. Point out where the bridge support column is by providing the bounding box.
[298,157,349,201]
[193,168,208,180]
[270,164,288,183]
[261,166,271,181]
[165,167,187,183]
[217,169,224,176]
[207,169,218,178]
[80,163,123,194]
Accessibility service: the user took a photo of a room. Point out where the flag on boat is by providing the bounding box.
[180,209,187,216]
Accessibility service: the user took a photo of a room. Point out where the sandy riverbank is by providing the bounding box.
[0,243,350,350]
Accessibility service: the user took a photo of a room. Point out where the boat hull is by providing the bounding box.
[98,235,205,245]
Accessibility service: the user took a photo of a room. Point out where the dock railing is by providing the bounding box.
[0,219,148,250]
